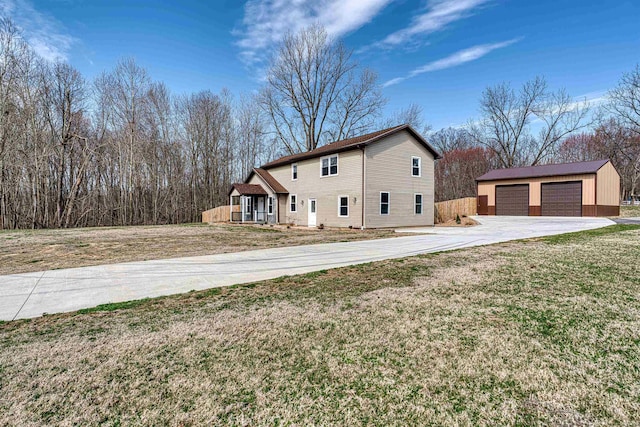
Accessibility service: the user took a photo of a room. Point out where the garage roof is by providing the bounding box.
[476,159,610,182]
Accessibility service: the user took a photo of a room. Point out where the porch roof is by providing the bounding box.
[253,168,289,194]
[229,183,268,196]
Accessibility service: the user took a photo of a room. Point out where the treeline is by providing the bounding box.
[0,19,272,229]
[2,16,638,228]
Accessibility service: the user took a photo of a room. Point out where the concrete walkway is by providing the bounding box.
[1,216,614,321]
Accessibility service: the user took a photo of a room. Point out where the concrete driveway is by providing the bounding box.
[614,217,640,224]
[1,216,614,321]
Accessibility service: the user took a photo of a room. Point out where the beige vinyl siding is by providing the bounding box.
[596,161,621,206]
[364,130,435,228]
[265,149,364,227]
[478,174,596,206]
[277,195,288,224]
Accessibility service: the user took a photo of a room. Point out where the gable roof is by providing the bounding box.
[261,124,442,169]
[228,183,268,196]
[252,168,289,194]
[476,159,611,182]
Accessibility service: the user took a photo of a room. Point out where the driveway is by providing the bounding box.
[613,217,640,224]
[1,216,614,321]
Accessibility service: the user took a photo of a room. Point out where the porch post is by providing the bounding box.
[241,196,245,223]
[229,194,232,222]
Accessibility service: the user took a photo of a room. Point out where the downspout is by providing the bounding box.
[361,146,366,229]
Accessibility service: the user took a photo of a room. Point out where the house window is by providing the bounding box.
[412,156,421,177]
[290,194,297,212]
[291,163,298,180]
[232,195,240,205]
[415,194,423,214]
[338,196,349,217]
[321,155,338,176]
[245,197,252,213]
[380,192,389,215]
[268,196,274,215]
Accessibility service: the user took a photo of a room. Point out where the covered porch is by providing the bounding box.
[229,183,270,223]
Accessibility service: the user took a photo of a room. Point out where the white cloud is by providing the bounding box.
[573,91,608,108]
[235,0,393,65]
[0,0,77,61]
[383,38,520,87]
[372,0,491,50]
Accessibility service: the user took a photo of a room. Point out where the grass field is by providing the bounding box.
[1,225,639,425]
[620,204,640,218]
[0,223,396,276]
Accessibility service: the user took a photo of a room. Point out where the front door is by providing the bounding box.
[257,197,265,222]
[308,198,317,227]
[244,196,252,222]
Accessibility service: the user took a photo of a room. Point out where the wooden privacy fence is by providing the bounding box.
[435,197,477,223]
[202,205,231,223]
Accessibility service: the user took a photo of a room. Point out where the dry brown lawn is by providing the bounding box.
[0,223,396,275]
[1,225,639,426]
[620,204,640,218]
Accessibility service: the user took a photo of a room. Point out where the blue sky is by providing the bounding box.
[2,0,639,130]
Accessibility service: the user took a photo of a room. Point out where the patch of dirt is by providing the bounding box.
[435,216,478,227]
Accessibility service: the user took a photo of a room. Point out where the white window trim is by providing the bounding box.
[320,154,339,177]
[412,156,422,177]
[338,195,349,217]
[268,196,274,215]
[291,163,298,181]
[289,194,297,213]
[414,193,423,215]
[380,191,390,215]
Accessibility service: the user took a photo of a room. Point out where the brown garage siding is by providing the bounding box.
[597,205,620,216]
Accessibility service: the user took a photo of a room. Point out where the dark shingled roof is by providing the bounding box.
[261,124,441,169]
[228,183,268,196]
[253,168,289,194]
[476,159,610,182]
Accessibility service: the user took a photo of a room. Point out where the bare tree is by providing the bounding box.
[236,93,268,179]
[0,18,31,228]
[605,65,640,199]
[429,127,474,153]
[107,57,151,224]
[469,76,589,168]
[382,103,431,135]
[607,65,640,135]
[43,61,88,227]
[435,147,494,202]
[261,24,385,154]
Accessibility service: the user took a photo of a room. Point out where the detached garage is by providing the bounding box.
[476,159,620,217]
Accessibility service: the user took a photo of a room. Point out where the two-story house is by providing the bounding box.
[228,124,441,228]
